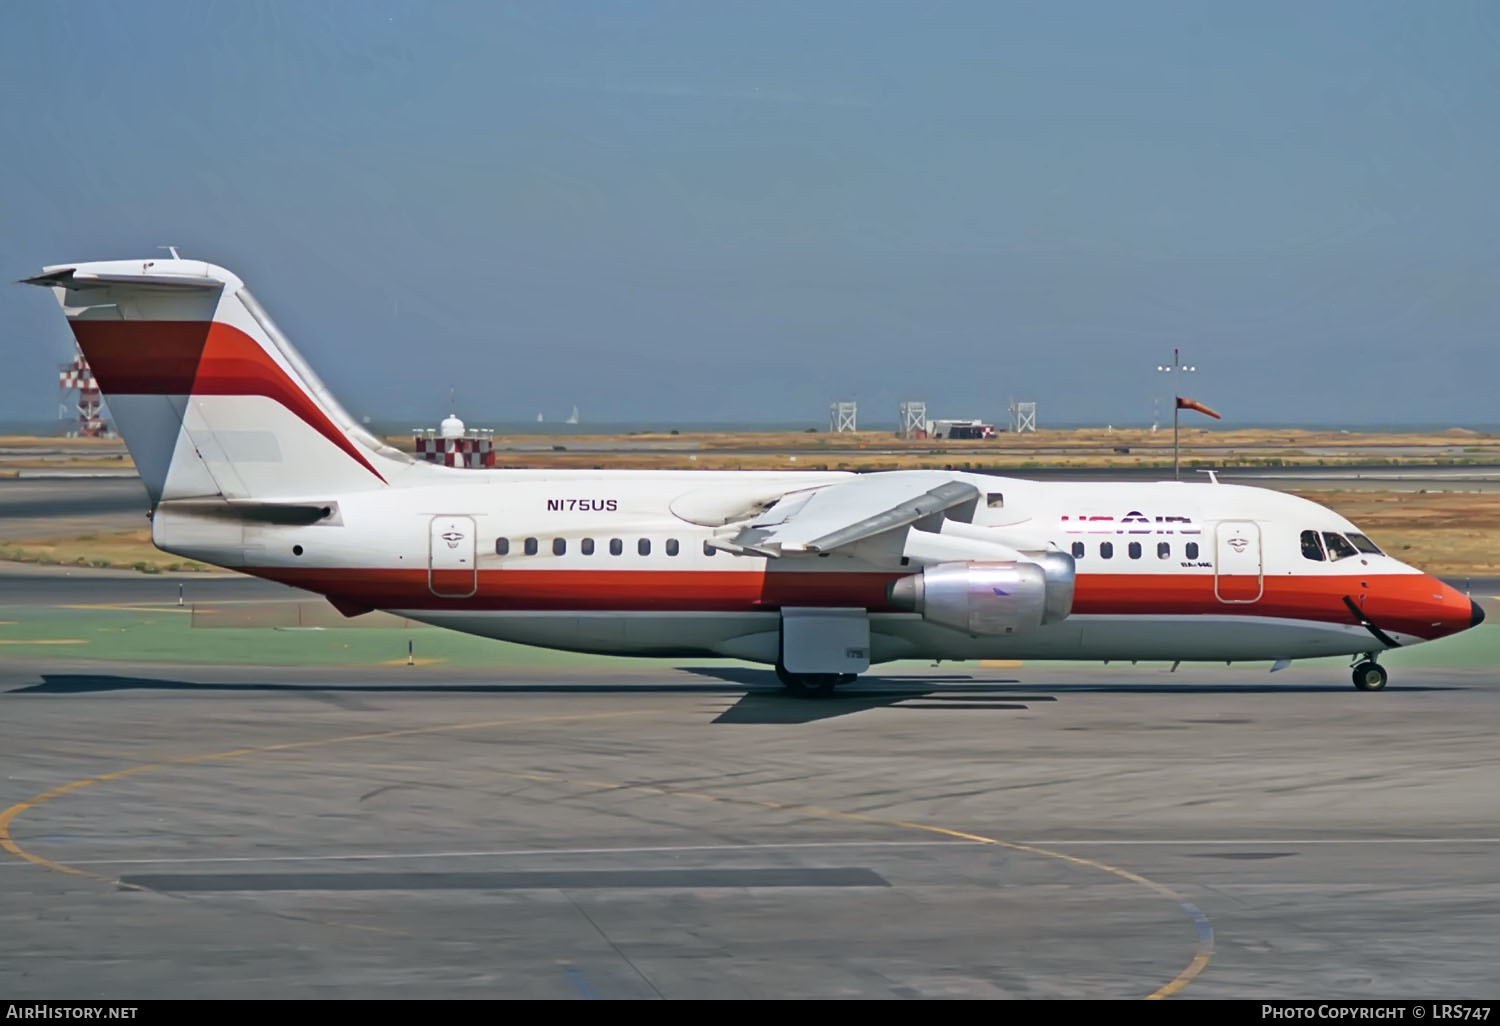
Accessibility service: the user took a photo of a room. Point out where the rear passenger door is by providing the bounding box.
[429,515,477,598]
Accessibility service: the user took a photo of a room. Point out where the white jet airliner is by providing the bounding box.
[22,258,1484,694]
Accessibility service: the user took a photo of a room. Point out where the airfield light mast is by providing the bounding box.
[1156,349,1196,480]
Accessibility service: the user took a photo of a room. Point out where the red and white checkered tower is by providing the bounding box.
[411,391,494,468]
[58,348,109,437]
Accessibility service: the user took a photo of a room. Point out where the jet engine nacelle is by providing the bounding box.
[886,554,1075,637]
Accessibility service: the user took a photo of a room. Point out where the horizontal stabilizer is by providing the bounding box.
[21,266,224,291]
[159,499,341,525]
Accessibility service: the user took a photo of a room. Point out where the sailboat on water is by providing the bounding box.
[566,406,579,425]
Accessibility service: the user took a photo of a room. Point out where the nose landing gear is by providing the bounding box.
[1351,658,1388,691]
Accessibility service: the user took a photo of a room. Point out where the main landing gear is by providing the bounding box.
[775,662,857,698]
[1351,657,1388,692]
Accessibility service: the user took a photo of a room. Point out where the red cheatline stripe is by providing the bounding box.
[234,567,1470,641]
[70,320,386,484]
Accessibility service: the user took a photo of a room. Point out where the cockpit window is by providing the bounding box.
[1300,530,1326,561]
[1323,532,1359,560]
[1346,532,1382,555]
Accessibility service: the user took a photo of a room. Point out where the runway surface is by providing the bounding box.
[2,646,1497,997]
[0,477,151,542]
[0,563,293,605]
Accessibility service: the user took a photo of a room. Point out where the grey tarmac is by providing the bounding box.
[1,656,1496,1000]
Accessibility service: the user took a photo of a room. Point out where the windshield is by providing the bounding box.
[1346,532,1383,555]
[1323,532,1359,560]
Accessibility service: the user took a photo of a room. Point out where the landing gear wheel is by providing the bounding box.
[1352,661,1388,691]
[804,677,837,697]
[775,662,846,698]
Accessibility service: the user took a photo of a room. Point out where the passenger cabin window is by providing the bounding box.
[987,493,1004,508]
[703,540,716,556]
[495,538,509,556]
[1100,542,1114,559]
[1071,542,1085,559]
[524,537,538,556]
[638,538,651,556]
[552,538,566,556]
[1185,542,1199,560]
[1347,533,1382,555]
[665,539,679,556]
[1157,541,1170,559]
[1323,532,1358,561]
[1128,542,1141,559]
[581,538,595,556]
[609,538,623,556]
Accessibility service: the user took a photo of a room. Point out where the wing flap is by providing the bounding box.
[714,473,982,556]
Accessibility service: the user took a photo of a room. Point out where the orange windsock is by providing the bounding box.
[1176,396,1221,420]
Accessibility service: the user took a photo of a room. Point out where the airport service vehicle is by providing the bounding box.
[22,258,1484,694]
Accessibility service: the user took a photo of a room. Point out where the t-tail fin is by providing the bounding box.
[22,258,410,503]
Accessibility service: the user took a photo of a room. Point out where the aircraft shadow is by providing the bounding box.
[710,694,1039,724]
[10,674,772,697]
[9,672,1048,725]
[687,669,1044,723]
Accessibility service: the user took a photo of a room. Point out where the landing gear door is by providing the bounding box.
[780,607,870,674]
[1214,520,1263,603]
[429,515,477,598]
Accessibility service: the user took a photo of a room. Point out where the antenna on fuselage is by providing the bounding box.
[158,245,181,260]
[1197,469,1220,484]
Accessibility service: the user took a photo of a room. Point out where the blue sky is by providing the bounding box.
[2,1,1497,429]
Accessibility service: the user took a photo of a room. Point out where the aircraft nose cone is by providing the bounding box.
[1471,599,1486,628]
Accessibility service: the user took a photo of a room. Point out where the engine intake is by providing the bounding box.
[887,555,1075,636]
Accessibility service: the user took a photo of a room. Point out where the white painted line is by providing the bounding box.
[7,839,980,866]
[5,836,1498,869]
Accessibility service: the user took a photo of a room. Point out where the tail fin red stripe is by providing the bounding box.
[69,320,210,395]
[70,320,387,484]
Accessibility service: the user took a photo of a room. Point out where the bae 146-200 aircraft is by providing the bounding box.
[21,257,1485,695]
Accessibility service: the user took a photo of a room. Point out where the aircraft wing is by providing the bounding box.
[708,471,983,557]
